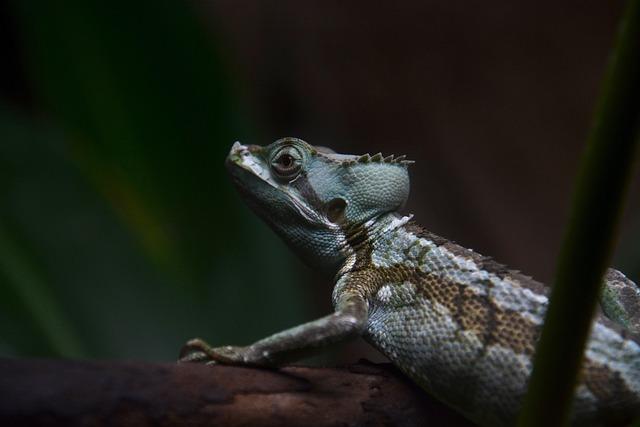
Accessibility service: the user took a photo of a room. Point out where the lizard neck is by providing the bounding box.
[278,211,412,278]
[336,212,413,278]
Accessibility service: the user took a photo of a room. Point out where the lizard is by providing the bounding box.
[179,137,640,426]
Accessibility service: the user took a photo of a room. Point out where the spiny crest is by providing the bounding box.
[334,152,414,166]
[308,141,414,166]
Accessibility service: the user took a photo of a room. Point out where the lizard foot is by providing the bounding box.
[178,338,254,365]
[178,338,216,364]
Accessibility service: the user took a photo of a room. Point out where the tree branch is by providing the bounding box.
[0,358,475,426]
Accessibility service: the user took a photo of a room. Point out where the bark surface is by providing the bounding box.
[0,358,475,426]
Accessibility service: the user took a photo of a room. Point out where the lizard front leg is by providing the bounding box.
[178,292,368,366]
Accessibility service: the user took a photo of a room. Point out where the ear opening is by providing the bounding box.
[325,198,347,224]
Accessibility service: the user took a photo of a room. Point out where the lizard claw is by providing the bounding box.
[178,349,216,364]
[178,338,217,363]
[178,338,248,365]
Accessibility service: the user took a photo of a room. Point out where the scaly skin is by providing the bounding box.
[179,138,640,426]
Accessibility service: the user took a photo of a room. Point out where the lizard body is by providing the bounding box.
[180,138,640,426]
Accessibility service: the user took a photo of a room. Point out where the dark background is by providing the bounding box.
[0,0,638,363]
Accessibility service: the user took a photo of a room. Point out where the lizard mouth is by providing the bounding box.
[225,142,274,186]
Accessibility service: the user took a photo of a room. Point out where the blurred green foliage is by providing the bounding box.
[0,0,309,360]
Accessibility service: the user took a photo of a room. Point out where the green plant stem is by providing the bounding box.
[518,1,640,425]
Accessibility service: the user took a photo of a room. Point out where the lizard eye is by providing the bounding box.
[271,146,303,179]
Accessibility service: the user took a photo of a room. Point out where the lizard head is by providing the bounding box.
[226,137,411,273]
